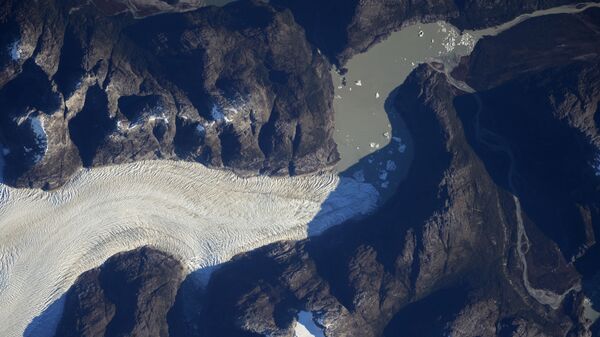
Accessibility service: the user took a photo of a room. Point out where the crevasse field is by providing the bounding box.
[0,160,378,337]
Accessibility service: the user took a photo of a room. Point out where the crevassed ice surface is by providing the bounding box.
[0,160,377,337]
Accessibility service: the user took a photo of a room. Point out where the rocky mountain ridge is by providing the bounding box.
[53,7,600,337]
[0,0,337,189]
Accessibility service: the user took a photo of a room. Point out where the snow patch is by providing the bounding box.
[143,103,168,124]
[196,124,206,135]
[29,116,48,163]
[210,96,249,124]
[119,102,168,130]
[8,39,22,61]
[294,311,325,337]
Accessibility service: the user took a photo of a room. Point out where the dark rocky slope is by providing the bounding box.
[1,0,595,189]
[0,0,337,189]
[271,0,592,66]
[456,7,600,280]
[55,247,185,337]
[183,9,600,336]
[57,61,594,337]
[50,5,600,337]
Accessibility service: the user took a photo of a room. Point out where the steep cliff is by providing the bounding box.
[55,247,185,337]
[0,0,337,189]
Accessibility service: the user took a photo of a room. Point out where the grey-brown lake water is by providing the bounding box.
[332,22,475,200]
[333,2,600,201]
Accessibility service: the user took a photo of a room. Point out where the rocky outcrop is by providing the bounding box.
[185,64,578,337]
[55,247,185,337]
[47,5,600,337]
[272,0,587,66]
[0,0,338,189]
[456,7,600,287]
[89,0,227,18]
[165,9,598,337]
[94,58,590,337]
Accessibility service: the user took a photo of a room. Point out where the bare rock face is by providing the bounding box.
[464,8,600,91]
[0,0,338,189]
[456,8,600,287]
[41,4,600,337]
[55,247,185,337]
[164,9,600,337]
[272,0,582,66]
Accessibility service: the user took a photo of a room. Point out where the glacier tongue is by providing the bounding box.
[0,160,378,337]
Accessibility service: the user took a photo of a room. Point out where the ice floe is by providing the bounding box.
[211,104,226,122]
[392,137,407,153]
[592,153,600,176]
[378,169,388,181]
[437,22,476,53]
[385,160,397,171]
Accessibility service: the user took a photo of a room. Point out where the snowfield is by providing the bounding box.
[0,160,378,337]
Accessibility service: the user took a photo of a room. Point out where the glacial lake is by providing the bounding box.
[332,22,475,200]
[332,2,600,201]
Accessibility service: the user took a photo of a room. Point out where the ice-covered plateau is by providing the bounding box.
[0,160,378,337]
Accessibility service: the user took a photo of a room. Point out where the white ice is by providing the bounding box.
[352,169,365,183]
[211,104,226,122]
[0,160,377,337]
[378,169,388,181]
[29,116,48,163]
[196,124,206,135]
[294,311,325,337]
[9,39,21,61]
